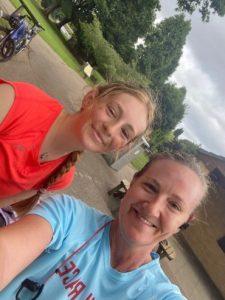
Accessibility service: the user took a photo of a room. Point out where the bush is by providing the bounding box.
[77,16,149,86]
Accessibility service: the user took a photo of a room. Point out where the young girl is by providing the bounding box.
[0,78,155,222]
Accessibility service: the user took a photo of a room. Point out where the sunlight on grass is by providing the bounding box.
[131,152,149,171]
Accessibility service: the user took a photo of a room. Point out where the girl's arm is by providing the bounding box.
[0,83,15,125]
[0,214,53,291]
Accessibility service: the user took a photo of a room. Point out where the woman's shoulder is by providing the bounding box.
[141,259,186,299]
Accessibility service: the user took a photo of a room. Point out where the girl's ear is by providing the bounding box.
[82,88,99,109]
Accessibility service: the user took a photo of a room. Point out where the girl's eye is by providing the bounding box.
[107,105,117,118]
[121,128,130,140]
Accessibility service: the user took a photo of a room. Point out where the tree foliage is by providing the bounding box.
[176,0,225,22]
[156,138,200,155]
[137,14,191,88]
[41,0,160,63]
[77,17,149,85]
[154,83,186,132]
[98,0,160,63]
[173,127,184,139]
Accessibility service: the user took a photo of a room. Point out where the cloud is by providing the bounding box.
[158,0,225,156]
[170,46,225,156]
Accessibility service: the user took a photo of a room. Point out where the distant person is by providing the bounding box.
[0,152,208,299]
[0,78,155,224]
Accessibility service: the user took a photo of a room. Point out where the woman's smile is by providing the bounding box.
[132,206,158,229]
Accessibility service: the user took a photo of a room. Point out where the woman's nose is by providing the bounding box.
[142,197,163,218]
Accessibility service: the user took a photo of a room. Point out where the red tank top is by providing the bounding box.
[0,78,75,198]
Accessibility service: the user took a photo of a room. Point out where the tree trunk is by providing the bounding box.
[44,3,61,17]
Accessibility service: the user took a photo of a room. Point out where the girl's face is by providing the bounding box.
[118,159,203,248]
[76,92,148,153]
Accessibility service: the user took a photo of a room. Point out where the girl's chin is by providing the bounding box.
[82,140,107,153]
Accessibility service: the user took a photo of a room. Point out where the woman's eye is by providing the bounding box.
[169,201,181,212]
[145,183,157,193]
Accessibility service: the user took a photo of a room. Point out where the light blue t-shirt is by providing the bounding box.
[0,195,186,300]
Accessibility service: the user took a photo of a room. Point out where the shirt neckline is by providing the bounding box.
[102,223,160,282]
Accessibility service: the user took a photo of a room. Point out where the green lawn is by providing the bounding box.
[131,152,149,171]
[8,0,105,84]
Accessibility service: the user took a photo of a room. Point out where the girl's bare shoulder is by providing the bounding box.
[0,83,15,124]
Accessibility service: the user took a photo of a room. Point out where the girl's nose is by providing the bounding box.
[103,121,120,137]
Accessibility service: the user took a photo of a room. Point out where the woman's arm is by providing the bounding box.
[0,214,53,291]
[0,83,15,125]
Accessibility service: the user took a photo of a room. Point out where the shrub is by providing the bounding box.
[77,16,149,86]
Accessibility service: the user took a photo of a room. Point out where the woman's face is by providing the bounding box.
[118,159,203,248]
[76,92,148,153]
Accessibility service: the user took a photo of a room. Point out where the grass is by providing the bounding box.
[131,152,149,171]
[8,0,105,84]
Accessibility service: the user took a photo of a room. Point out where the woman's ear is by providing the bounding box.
[187,213,196,223]
[179,214,196,231]
[81,88,99,110]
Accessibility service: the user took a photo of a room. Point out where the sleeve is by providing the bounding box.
[27,194,79,251]
[46,166,76,191]
[161,286,187,300]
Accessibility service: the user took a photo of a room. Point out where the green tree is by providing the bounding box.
[154,83,186,132]
[77,16,149,85]
[173,128,184,139]
[41,0,160,62]
[41,0,60,16]
[179,139,200,155]
[137,14,191,88]
[98,0,160,63]
[154,137,200,155]
[150,129,175,153]
[176,0,225,22]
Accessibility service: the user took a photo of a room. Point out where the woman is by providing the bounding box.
[0,152,208,299]
[0,78,155,221]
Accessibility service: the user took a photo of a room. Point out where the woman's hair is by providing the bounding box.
[12,81,155,216]
[134,151,210,208]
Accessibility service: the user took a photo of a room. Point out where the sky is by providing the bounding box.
[158,0,225,156]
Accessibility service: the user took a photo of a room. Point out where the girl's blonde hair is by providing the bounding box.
[12,82,156,216]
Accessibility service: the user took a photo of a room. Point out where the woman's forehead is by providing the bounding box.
[137,159,203,206]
